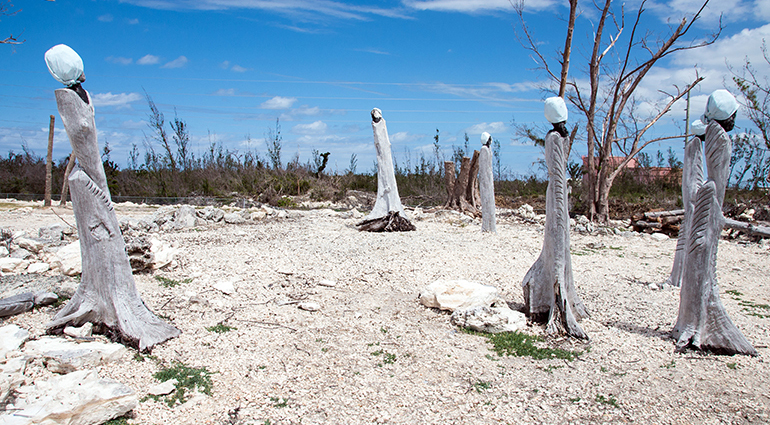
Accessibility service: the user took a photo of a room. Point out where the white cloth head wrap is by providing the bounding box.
[45,44,84,87]
[480,132,491,144]
[690,119,707,137]
[544,96,568,124]
[703,89,738,122]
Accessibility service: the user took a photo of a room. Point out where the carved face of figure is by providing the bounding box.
[371,108,382,123]
[716,113,736,132]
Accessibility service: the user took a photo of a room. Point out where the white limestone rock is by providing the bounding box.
[2,369,137,425]
[318,279,336,288]
[0,356,28,405]
[23,337,127,374]
[450,305,527,333]
[299,302,321,312]
[15,238,43,254]
[650,232,669,242]
[0,258,27,273]
[173,205,198,229]
[150,237,177,270]
[224,213,246,224]
[419,280,500,312]
[0,325,30,359]
[250,210,267,221]
[148,378,178,396]
[213,279,235,295]
[63,322,93,338]
[26,262,50,274]
[54,240,82,276]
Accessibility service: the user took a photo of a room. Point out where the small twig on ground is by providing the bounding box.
[233,319,297,332]
[51,208,76,229]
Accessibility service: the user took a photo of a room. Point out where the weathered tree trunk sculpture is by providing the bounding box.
[522,130,587,338]
[47,88,180,351]
[666,135,704,287]
[479,134,496,233]
[672,121,756,355]
[357,108,414,232]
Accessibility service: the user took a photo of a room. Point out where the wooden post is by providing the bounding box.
[59,154,75,206]
[44,115,55,207]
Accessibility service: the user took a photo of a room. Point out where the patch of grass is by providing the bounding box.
[104,417,130,425]
[380,326,388,333]
[544,365,564,373]
[726,289,743,297]
[739,300,770,318]
[726,362,739,370]
[569,397,581,403]
[371,349,396,365]
[595,394,619,408]
[270,396,288,408]
[148,362,213,407]
[275,196,297,208]
[154,276,192,288]
[461,329,582,361]
[472,380,492,393]
[206,323,237,333]
[661,360,676,369]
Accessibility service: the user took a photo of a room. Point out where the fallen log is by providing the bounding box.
[724,218,770,238]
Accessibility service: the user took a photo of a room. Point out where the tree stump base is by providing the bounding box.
[356,211,416,232]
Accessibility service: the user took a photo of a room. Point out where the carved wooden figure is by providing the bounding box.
[522,97,587,338]
[672,90,756,356]
[44,45,180,351]
[479,132,496,233]
[356,108,414,232]
[665,120,706,287]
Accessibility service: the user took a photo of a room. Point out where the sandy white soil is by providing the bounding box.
[1,200,769,424]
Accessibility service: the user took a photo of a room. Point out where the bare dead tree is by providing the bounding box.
[1,1,23,45]
[515,0,721,223]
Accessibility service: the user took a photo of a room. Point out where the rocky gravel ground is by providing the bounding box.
[1,199,769,424]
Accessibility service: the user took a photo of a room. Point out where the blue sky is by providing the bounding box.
[2,0,769,176]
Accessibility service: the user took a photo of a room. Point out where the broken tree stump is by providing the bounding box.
[444,154,481,217]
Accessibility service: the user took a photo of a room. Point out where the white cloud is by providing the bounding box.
[465,122,507,135]
[402,0,555,13]
[91,92,143,108]
[292,120,328,135]
[231,64,248,72]
[98,14,114,22]
[354,48,391,55]
[137,54,160,65]
[162,56,189,68]
[422,81,537,101]
[213,88,237,96]
[649,0,754,25]
[106,56,133,65]
[293,105,322,116]
[127,18,140,24]
[390,131,425,144]
[220,60,230,69]
[261,96,297,109]
[119,0,413,21]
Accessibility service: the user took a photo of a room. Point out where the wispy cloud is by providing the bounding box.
[402,0,555,13]
[119,0,413,21]
[231,64,248,72]
[98,14,114,22]
[106,56,133,65]
[354,48,391,55]
[162,56,189,68]
[213,88,237,96]
[420,81,537,101]
[261,96,297,109]
[127,18,140,24]
[465,122,507,136]
[91,92,143,109]
[137,54,160,65]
